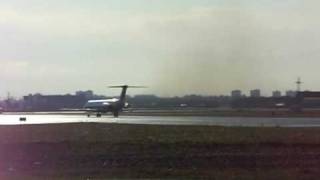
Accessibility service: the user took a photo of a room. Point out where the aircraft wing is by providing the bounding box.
[59,108,87,112]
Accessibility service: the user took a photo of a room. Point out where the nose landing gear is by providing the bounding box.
[113,111,119,118]
[86,113,102,117]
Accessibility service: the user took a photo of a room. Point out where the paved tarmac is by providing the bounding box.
[1,113,320,127]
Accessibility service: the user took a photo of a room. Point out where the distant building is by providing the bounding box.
[23,94,87,111]
[286,90,297,97]
[250,89,261,98]
[231,90,242,98]
[75,90,94,99]
[272,91,282,97]
[296,91,320,109]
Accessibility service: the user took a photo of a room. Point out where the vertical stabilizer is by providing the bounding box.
[109,85,129,103]
[109,85,146,107]
[119,85,128,102]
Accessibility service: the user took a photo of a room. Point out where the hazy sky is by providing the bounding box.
[0,0,319,97]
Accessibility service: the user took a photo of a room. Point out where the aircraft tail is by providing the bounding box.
[109,85,146,102]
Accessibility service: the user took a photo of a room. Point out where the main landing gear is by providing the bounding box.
[87,112,118,118]
[87,113,102,117]
[113,111,119,118]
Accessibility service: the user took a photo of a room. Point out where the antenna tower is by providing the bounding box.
[296,77,302,92]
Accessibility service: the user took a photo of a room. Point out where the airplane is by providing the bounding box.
[84,85,145,118]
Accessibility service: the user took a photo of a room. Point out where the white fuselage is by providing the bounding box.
[84,98,119,111]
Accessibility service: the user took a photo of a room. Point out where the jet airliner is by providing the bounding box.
[84,85,145,117]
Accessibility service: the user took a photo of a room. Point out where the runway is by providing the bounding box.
[1,114,320,127]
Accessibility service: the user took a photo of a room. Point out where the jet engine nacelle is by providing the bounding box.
[124,102,131,108]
